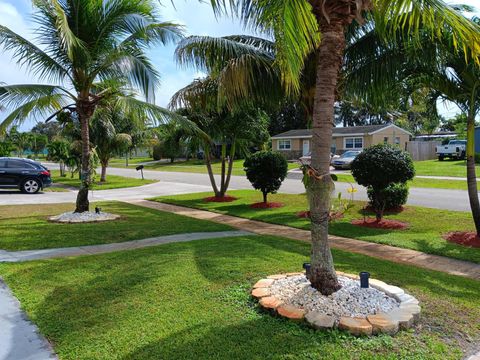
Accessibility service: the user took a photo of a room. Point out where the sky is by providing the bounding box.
[0,0,478,131]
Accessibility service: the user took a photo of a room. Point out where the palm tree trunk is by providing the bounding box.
[75,103,93,213]
[219,143,227,197]
[100,160,108,182]
[205,146,220,197]
[466,114,480,235]
[223,141,236,194]
[306,21,344,295]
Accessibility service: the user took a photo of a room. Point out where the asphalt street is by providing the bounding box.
[0,163,472,211]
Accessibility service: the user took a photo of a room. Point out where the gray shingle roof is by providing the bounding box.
[272,124,391,138]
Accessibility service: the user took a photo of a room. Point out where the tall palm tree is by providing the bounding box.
[415,18,480,234]
[0,0,183,212]
[206,0,480,294]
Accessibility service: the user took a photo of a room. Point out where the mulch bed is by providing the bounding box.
[444,231,480,248]
[250,202,284,209]
[203,196,238,203]
[351,218,409,230]
[363,205,406,214]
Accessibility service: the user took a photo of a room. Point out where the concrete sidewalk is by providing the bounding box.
[0,230,251,262]
[0,280,57,360]
[130,200,480,281]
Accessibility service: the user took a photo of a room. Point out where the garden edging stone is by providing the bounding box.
[252,271,420,336]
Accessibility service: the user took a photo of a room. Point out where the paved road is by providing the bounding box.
[0,163,472,211]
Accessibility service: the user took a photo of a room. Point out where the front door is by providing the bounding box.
[302,140,310,156]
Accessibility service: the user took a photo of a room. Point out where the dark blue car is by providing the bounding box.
[0,157,52,193]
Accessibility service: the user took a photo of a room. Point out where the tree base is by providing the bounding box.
[75,187,90,213]
[307,268,342,296]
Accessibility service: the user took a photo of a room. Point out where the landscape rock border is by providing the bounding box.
[252,271,420,336]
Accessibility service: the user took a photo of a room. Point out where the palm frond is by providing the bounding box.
[117,96,208,139]
[0,84,75,109]
[0,94,66,133]
[0,25,72,83]
[122,22,184,48]
[374,0,480,61]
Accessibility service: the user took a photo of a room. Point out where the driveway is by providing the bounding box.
[0,163,472,211]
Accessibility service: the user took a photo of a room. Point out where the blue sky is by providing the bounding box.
[0,0,478,131]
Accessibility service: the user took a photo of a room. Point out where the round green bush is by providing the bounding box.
[367,182,409,210]
[243,151,288,203]
[351,144,415,189]
[351,144,414,219]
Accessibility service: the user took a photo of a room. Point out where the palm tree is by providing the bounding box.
[205,0,480,294]
[0,0,183,212]
[170,76,270,198]
[90,107,135,182]
[415,19,480,234]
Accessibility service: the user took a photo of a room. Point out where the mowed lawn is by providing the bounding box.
[0,202,231,251]
[414,159,478,177]
[334,173,476,191]
[0,235,478,359]
[154,190,480,264]
[110,158,300,176]
[51,170,155,190]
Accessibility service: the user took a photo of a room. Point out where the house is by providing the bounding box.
[271,124,412,160]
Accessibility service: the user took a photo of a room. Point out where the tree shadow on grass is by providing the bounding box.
[121,318,351,360]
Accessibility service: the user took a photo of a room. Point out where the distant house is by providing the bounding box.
[271,124,412,160]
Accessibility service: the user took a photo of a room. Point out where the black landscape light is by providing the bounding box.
[95,206,101,214]
[303,262,311,278]
[136,165,145,180]
[360,271,370,288]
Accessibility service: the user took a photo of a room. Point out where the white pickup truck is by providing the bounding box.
[436,140,467,160]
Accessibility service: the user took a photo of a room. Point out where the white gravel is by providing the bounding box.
[49,211,120,223]
[270,275,399,320]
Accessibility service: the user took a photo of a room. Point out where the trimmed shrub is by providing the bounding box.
[367,183,409,210]
[243,151,288,203]
[351,144,415,220]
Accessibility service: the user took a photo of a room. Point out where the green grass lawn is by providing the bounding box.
[334,173,476,191]
[154,190,480,264]
[51,170,155,190]
[110,158,300,176]
[0,235,478,359]
[0,202,231,251]
[414,159,477,177]
[108,156,153,167]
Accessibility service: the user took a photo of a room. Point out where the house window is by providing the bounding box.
[345,137,363,149]
[278,139,291,150]
[383,136,389,144]
[394,137,401,145]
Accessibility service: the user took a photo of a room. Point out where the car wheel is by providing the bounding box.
[21,179,41,194]
[438,155,444,161]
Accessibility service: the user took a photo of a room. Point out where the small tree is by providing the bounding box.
[244,151,288,204]
[351,144,415,220]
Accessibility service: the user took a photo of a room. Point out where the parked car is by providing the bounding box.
[436,140,466,160]
[298,152,339,165]
[0,157,52,193]
[331,150,362,170]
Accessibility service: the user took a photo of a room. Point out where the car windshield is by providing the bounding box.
[449,140,466,145]
[341,151,360,158]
